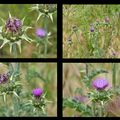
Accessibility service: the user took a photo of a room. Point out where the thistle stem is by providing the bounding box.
[92,102,96,117]
[99,101,104,117]
[112,63,116,89]
[13,43,17,58]
[74,31,80,42]
[85,63,89,76]
[44,15,48,56]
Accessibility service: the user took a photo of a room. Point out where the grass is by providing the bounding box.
[63,5,120,58]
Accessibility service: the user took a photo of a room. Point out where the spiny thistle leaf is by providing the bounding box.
[0,39,9,49]
[13,91,20,99]
[36,12,44,22]
[22,26,32,32]
[9,43,13,53]
[0,17,5,24]
[0,26,3,33]
[21,17,26,25]
[16,40,21,53]
[48,13,54,22]
[20,34,33,43]
[8,12,12,18]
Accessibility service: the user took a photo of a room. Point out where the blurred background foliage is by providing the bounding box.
[0,63,57,116]
[0,4,57,58]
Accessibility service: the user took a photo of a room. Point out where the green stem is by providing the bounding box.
[92,102,96,117]
[112,63,116,89]
[13,43,17,58]
[44,15,48,56]
[38,45,41,58]
[44,39,48,56]
[85,63,89,76]
[74,31,80,42]
[99,101,103,117]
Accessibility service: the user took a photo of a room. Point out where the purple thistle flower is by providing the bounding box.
[92,78,109,90]
[5,17,22,32]
[14,18,22,29]
[73,96,88,103]
[32,88,43,98]
[36,28,46,38]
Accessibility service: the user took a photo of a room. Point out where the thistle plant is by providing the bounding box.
[30,4,57,57]
[63,63,119,117]
[0,13,33,58]
[24,88,49,116]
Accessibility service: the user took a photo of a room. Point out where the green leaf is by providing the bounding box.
[16,40,21,53]
[2,93,6,103]
[0,26,3,33]
[21,17,26,25]
[8,12,12,18]
[48,13,54,22]
[13,91,20,99]
[20,34,33,43]
[9,42,13,53]
[0,17,5,24]
[22,26,32,32]
[36,12,44,22]
[0,39,9,49]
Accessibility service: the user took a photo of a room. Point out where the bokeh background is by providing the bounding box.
[0,4,57,58]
